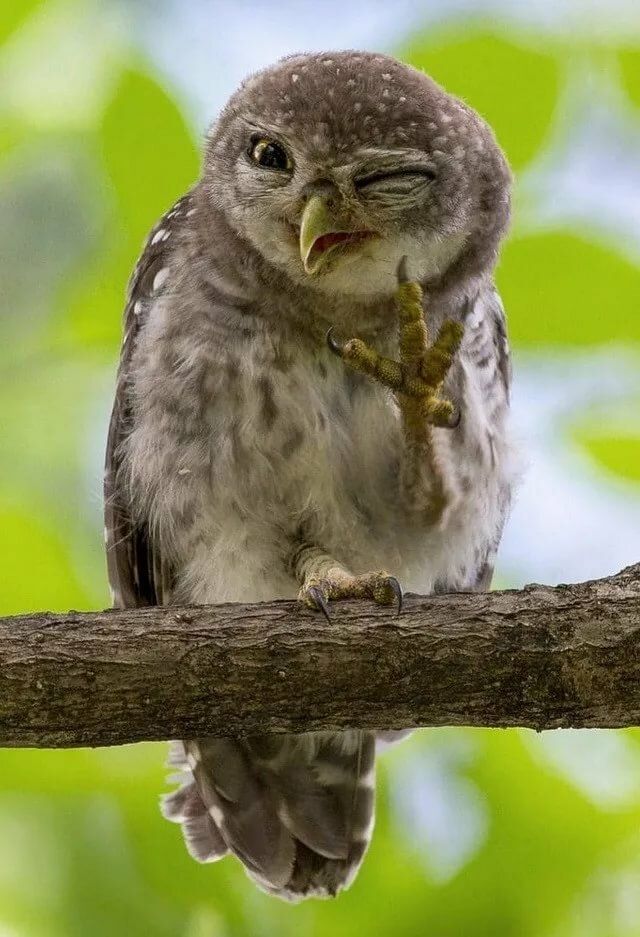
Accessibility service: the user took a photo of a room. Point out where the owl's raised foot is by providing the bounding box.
[299,570,403,618]
[326,258,463,430]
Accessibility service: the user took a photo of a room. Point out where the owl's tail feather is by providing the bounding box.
[161,774,229,863]
[162,732,376,901]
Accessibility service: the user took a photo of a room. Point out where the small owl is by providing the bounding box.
[104,50,516,901]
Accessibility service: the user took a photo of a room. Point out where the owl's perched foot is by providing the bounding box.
[299,569,402,620]
[289,542,402,619]
[327,257,463,430]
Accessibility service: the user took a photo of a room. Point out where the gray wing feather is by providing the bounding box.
[490,286,512,404]
[471,285,512,591]
[104,193,194,608]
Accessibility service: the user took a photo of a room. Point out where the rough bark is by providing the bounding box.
[0,564,639,748]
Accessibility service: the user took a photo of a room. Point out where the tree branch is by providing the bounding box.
[1,564,639,748]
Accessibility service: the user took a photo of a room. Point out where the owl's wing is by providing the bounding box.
[104,193,194,609]
[468,284,512,592]
[490,285,512,405]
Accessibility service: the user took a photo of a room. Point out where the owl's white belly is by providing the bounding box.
[177,347,515,606]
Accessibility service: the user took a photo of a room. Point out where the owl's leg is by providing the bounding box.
[289,541,402,619]
[328,259,463,524]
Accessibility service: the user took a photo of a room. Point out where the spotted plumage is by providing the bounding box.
[104,50,518,901]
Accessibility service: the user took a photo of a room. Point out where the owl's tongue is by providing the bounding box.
[311,230,372,257]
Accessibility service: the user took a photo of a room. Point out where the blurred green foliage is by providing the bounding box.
[573,419,640,484]
[620,48,640,109]
[1,4,640,936]
[498,231,640,347]
[402,26,561,169]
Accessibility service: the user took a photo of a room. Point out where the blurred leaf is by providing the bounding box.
[56,68,199,351]
[0,0,124,133]
[100,68,199,246]
[401,26,561,169]
[497,231,640,347]
[619,49,640,109]
[0,120,27,160]
[574,431,640,484]
[0,0,45,44]
[0,505,89,615]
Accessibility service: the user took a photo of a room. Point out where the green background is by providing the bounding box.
[1,3,640,935]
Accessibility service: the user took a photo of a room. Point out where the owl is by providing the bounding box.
[104,50,516,901]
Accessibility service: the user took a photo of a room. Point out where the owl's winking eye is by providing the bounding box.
[248,136,293,171]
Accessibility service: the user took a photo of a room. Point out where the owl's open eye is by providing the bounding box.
[248,137,293,171]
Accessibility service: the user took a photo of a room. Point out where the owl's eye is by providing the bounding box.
[354,166,437,191]
[248,137,292,171]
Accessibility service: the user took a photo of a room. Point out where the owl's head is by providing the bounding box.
[203,51,511,300]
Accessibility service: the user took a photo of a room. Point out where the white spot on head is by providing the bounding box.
[151,228,167,244]
[133,300,143,316]
[291,73,299,83]
[353,102,362,113]
[399,96,406,103]
[153,267,170,292]
[441,114,453,124]
[186,208,196,216]
[347,78,356,87]
[382,73,392,80]
[322,58,334,66]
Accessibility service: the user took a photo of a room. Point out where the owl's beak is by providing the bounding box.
[299,195,374,275]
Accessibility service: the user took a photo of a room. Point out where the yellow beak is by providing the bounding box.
[299,195,338,275]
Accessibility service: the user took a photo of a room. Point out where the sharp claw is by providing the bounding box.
[387,576,403,615]
[326,327,344,358]
[396,255,410,284]
[309,586,331,621]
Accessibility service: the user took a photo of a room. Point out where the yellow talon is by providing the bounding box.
[325,259,463,430]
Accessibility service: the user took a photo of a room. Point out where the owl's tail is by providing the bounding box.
[161,731,376,901]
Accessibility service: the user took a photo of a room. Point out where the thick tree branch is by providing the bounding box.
[1,564,639,748]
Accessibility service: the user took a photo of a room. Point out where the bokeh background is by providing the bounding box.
[1,1,640,935]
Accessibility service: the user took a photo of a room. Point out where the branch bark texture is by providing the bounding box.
[1,564,639,748]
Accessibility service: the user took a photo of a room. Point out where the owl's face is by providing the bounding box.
[204,52,510,301]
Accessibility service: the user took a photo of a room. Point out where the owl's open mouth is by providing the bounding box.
[306,230,376,269]
[298,194,378,275]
